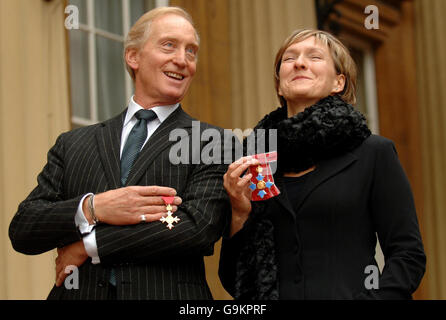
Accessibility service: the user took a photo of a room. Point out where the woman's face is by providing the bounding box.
[278,36,345,105]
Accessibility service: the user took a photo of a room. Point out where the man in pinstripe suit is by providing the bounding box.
[9,7,231,300]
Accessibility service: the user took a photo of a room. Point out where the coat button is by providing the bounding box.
[97,280,106,288]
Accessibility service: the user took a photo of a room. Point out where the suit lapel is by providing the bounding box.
[270,177,296,219]
[95,110,126,190]
[273,152,358,218]
[125,105,193,186]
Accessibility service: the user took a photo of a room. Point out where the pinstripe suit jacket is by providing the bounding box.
[9,106,231,300]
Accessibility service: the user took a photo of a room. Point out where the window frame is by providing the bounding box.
[70,0,169,127]
[341,34,380,135]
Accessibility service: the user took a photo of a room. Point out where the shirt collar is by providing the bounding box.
[124,96,180,127]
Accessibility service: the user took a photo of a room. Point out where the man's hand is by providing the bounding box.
[83,186,182,225]
[55,240,88,287]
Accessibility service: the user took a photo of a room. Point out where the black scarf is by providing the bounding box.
[234,95,371,300]
[253,94,371,174]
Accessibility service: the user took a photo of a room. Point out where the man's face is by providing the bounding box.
[129,14,199,107]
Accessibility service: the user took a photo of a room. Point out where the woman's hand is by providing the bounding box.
[223,156,259,236]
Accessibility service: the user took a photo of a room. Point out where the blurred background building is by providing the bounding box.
[1,0,445,299]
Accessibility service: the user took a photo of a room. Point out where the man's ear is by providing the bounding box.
[125,48,139,70]
[332,74,346,94]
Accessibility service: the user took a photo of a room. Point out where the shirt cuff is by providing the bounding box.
[83,230,100,264]
[75,193,94,235]
[75,193,100,264]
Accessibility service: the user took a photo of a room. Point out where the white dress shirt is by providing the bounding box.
[75,96,179,264]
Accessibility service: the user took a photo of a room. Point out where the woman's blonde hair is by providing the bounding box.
[274,29,357,106]
[124,6,199,81]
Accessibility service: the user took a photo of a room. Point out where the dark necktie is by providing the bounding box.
[110,109,157,286]
[120,109,157,186]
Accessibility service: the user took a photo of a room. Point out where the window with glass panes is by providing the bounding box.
[68,0,168,128]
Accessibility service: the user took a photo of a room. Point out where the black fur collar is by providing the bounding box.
[255,95,371,173]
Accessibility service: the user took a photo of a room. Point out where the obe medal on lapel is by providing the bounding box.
[160,196,180,230]
[248,151,280,201]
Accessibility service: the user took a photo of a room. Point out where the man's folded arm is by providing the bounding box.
[9,134,84,254]
[95,160,231,265]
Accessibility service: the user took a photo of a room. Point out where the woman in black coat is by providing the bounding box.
[219,29,426,300]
